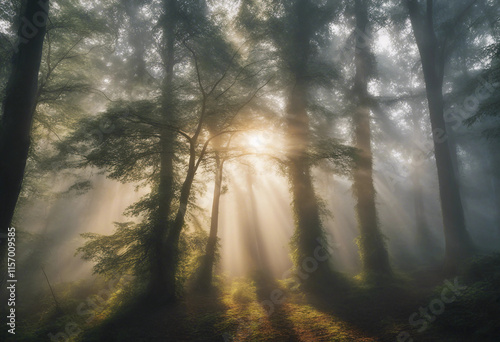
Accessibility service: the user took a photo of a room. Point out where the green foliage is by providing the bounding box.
[309,137,357,176]
[231,279,258,304]
[76,222,149,277]
[238,0,340,89]
[48,0,274,305]
[76,217,209,293]
[0,275,132,342]
[177,225,209,289]
[464,43,500,138]
[423,254,500,340]
[10,0,116,227]
[56,100,163,183]
[34,0,114,141]
[288,218,330,275]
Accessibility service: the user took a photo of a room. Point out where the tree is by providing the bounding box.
[350,0,391,276]
[193,153,225,291]
[407,0,475,272]
[148,0,177,303]
[285,0,333,286]
[0,0,50,265]
[58,0,270,303]
[408,97,439,258]
[193,128,279,291]
[238,0,345,289]
[160,40,270,301]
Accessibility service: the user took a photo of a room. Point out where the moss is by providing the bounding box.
[230,279,258,304]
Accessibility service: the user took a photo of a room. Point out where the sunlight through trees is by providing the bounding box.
[1,0,500,341]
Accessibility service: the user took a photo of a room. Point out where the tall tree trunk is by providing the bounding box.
[161,72,210,300]
[163,141,198,301]
[286,0,332,287]
[409,100,438,259]
[352,0,391,275]
[486,142,500,237]
[245,169,270,276]
[194,155,224,291]
[147,0,176,301]
[0,0,50,266]
[121,0,173,300]
[124,0,148,86]
[408,0,474,272]
[445,126,470,219]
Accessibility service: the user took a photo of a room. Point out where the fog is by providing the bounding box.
[1,0,499,341]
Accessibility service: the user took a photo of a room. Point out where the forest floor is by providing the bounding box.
[75,266,496,342]
[4,255,500,341]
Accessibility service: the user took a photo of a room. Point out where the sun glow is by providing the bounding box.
[244,131,277,153]
[248,134,265,149]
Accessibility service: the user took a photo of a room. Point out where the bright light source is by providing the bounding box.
[249,135,264,148]
[246,132,270,151]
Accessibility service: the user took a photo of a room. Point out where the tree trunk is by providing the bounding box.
[0,0,50,266]
[147,129,175,300]
[409,103,437,257]
[194,156,224,291]
[124,0,148,86]
[486,142,500,237]
[408,0,474,272]
[352,0,391,276]
[147,0,176,301]
[245,168,271,277]
[161,74,210,301]
[163,141,198,301]
[286,0,332,287]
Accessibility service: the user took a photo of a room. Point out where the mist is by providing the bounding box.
[1,0,500,341]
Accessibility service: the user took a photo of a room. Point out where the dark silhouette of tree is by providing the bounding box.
[148,0,177,304]
[0,0,50,265]
[407,0,476,272]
